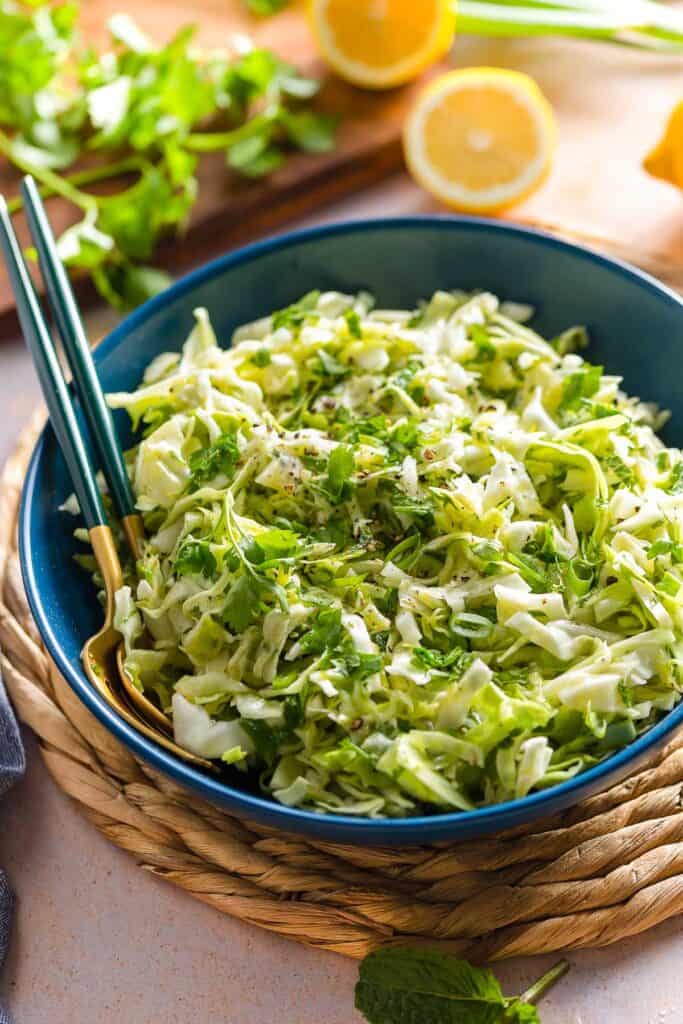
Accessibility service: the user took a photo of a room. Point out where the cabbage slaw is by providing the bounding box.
[83,288,683,816]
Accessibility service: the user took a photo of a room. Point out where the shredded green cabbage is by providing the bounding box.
[85,287,683,816]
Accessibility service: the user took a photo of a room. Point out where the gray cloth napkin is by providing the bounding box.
[0,674,25,1024]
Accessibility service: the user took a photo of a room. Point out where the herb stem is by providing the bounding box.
[186,114,274,152]
[519,959,571,1006]
[185,129,245,152]
[0,129,97,213]
[5,156,145,215]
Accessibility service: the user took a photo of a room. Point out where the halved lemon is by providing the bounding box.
[404,68,557,213]
[308,0,456,90]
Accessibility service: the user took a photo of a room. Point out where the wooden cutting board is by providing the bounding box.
[2,0,683,335]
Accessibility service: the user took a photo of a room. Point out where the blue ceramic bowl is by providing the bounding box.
[19,217,683,844]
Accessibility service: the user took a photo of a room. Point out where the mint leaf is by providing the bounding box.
[356,948,508,1024]
[355,948,568,1024]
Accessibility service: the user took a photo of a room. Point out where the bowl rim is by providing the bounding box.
[18,213,683,840]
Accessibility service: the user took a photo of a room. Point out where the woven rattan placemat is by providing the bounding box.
[3,414,683,962]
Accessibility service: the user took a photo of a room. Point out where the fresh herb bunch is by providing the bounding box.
[355,947,570,1024]
[0,2,336,309]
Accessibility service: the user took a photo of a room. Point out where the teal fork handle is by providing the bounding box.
[0,197,106,530]
[21,176,137,520]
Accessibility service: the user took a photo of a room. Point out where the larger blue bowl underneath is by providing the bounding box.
[19,217,683,844]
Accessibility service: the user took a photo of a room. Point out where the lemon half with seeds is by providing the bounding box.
[404,68,557,213]
[308,0,456,90]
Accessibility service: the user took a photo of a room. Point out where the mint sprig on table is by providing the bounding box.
[1,2,337,310]
[355,948,569,1024]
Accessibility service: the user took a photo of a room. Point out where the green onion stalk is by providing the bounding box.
[455,0,683,51]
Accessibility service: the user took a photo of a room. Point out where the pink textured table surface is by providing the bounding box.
[2,164,683,1023]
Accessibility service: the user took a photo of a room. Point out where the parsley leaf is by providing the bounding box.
[344,308,362,338]
[299,607,343,656]
[283,693,304,730]
[558,364,603,414]
[317,348,349,378]
[222,574,265,633]
[189,432,239,488]
[174,540,217,578]
[241,719,280,767]
[469,324,497,362]
[647,539,683,562]
[250,348,271,367]
[246,528,299,564]
[413,646,472,673]
[667,462,683,494]
[324,445,355,504]
[272,290,321,331]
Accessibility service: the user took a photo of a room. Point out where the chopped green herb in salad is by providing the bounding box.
[89,288,683,816]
